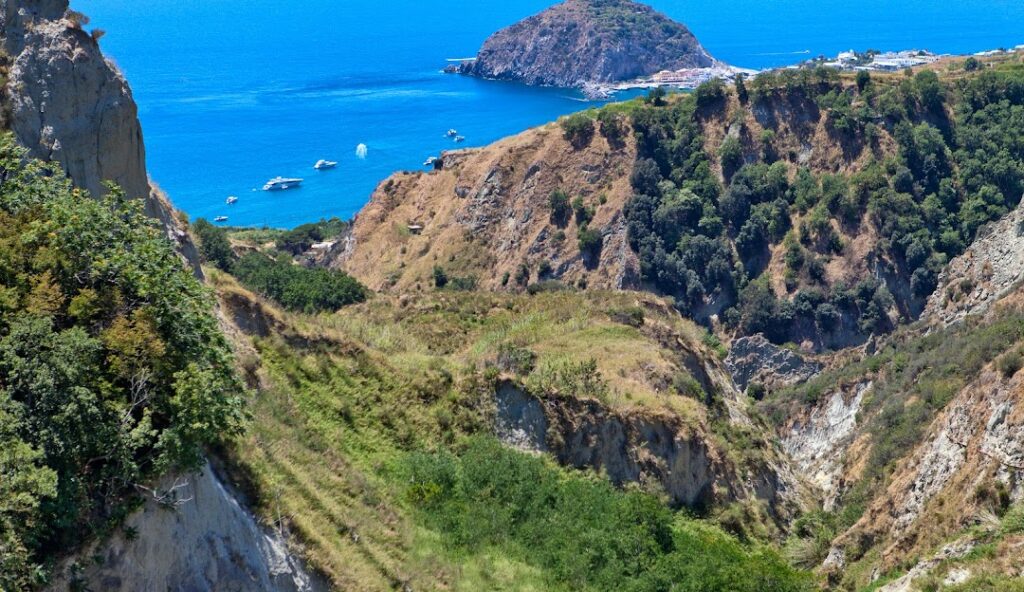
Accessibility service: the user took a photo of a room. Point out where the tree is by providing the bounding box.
[856,70,871,92]
[734,74,749,103]
[719,136,744,178]
[578,226,604,262]
[193,218,235,270]
[597,109,626,146]
[561,113,595,149]
[963,57,982,72]
[0,135,245,582]
[549,189,571,226]
[432,266,449,288]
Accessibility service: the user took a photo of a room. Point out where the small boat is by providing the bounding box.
[423,156,438,167]
[446,129,458,137]
[263,177,304,191]
[214,216,229,223]
[226,196,239,205]
[314,159,337,170]
[454,135,466,143]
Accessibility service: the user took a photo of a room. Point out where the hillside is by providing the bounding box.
[338,54,1024,353]
[205,263,813,590]
[459,0,715,87]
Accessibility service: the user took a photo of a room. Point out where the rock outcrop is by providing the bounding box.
[782,381,870,508]
[2,0,148,200]
[923,198,1024,326]
[332,121,640,293]
[46,462,327,592]
[459,0,715,87]
[493,380,806,518]
[0,0,200,272]
[725,334,822,392]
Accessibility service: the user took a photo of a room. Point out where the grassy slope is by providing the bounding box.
[210,270,807,590]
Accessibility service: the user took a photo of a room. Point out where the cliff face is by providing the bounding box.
[45,463,328,592]
[0,0,200,271]
[460,0,715,87]
[2,0,147,200]
[332,120,641,293]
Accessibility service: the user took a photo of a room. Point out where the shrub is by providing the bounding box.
[495,343,536,375]
[561,113,595,149]
[719,136,744,177]
[997,349,1023,378]
[609,306,645,328]
[432,265,448,288]
[192,218,235,270]
[0,137,245,585]
[232,253,367,313]
[402,437,811,592]
[549,189,571,226]
[597,109,626,145]
[695,78,727,109]
[673,372,705,400]
[578,226,604,259]
[572,195,594,225]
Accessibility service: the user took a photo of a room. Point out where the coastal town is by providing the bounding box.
[576,44,1024,99]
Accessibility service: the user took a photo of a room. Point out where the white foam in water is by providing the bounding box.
[355,143,368,159]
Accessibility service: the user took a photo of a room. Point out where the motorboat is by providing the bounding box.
[314,159,337,170]
[263,177,304,191]
[423,156,438,167]
[454,135,466,143]
[446,129,458,137]
[214,216,229,223]
[226,196,239,205]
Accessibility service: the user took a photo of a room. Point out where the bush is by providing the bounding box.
[561,113,595,149]
[233,253,367,313]
[549,189,571,226]
[0,137,245,585]
[432,265,448,288]
[597,109,626,145]
[673,372,705,400]
[695,78,727,109]
[719,136,744,177]
[403,437,812,592]
[495,343,536,375]
[578,226,604,259]
[997,349,1023,378]
[193,218,235,270]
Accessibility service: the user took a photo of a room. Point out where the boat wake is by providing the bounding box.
[754,49,812,56]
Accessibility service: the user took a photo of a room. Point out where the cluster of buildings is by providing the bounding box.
[816,49,942,72]
[629,65,755,90]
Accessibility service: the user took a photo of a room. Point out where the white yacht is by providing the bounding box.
[314,159,337,170]
[446,128,458,137]
[226,196,239,205]
[454,135,466,143]
[423,156,438,167]
[214,216,229,223]
[263,177,304,191]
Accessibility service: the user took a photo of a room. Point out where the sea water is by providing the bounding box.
[77,0,1024,228]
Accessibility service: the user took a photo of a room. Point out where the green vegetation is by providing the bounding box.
[0,136,244,588]
[276,217,347,255]
[623,62,1024,346]
[405,437,811,592]
[192,217,234,270]
[220,283,810,591]
[549,189,571,226]
[231,252,366,314]
[561,112,595,149]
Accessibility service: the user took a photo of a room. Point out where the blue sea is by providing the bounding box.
[76,0,1024,228]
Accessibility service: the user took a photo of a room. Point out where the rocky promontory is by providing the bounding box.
[459,0,716,87]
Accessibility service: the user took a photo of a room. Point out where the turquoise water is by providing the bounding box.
[76,0,1024,228]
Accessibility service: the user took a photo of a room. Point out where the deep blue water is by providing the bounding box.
[75,0,1024,228]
